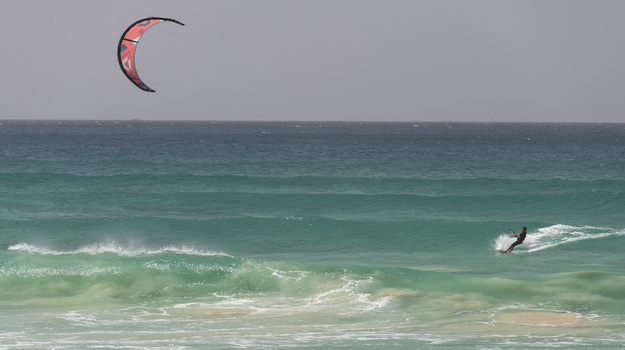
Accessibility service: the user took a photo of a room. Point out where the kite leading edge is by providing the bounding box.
[117,17,185,92]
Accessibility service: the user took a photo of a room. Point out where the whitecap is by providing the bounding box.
[8,242,230,257]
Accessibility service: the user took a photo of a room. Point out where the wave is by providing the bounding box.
[3,239,625,327]
[494,224,625,252]
[7,242,229,257]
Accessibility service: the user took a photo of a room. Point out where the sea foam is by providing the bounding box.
[8,242,229,257]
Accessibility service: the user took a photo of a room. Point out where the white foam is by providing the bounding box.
[8,242,229,257]
[309,275,390,311]
[526,224,624,252]
[493,224,625,253]
[494,235,515,251]
[7,243,53,254]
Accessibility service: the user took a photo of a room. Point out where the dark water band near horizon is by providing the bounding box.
[1,120,625,349]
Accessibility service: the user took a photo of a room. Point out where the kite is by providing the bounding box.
[117,17,185,92]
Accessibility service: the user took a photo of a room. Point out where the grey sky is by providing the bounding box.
[2,0,624,122]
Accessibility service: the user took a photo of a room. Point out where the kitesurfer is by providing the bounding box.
[502,227,527,254]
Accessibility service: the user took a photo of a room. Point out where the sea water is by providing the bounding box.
[1,121,624,349]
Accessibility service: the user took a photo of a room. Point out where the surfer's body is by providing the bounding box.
[501,227,527,254]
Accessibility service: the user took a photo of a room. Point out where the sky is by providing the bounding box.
[2,0,625,122]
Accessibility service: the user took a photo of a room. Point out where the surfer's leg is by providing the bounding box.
[505,241,520,253]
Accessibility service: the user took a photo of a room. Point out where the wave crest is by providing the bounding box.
[7,242,229,257]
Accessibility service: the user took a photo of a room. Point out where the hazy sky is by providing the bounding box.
[2,1,624,122]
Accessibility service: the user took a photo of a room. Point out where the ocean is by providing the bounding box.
[1,120,624,349]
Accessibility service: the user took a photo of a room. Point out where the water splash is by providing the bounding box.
[525,224,624,252]
[494,224,625,253]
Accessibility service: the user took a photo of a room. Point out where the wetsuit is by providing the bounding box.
[510,231,526,248]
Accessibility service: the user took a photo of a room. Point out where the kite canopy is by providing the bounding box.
[117,17,185,92]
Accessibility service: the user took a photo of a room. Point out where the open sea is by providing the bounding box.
[1,120,624,349]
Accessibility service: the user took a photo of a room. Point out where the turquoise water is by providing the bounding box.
[1,121,625,349]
